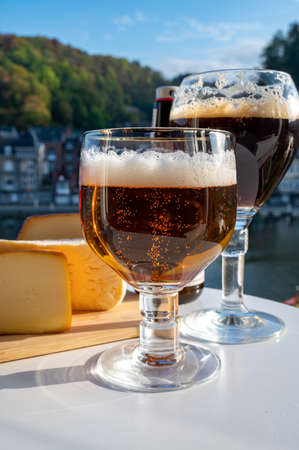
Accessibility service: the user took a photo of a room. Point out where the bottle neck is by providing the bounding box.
[154,98,173,127]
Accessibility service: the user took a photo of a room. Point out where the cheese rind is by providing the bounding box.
[0,239,126,311]
[17,213,83,240]
[0,251,72,334]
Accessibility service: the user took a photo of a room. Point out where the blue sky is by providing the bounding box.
[1,0,299,78]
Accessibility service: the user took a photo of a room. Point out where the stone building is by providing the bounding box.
[61,134,81,191]
[30,127,71,188]
[0,127,45,205]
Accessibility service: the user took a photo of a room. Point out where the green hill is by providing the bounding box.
[0,34,167,129]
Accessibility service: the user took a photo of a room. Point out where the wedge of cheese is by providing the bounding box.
[0,239,126,311]
[0,250,71,334]
[17,213,83,240]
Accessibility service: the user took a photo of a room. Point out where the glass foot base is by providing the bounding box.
[92,340,220,392]
[181,309,285,344]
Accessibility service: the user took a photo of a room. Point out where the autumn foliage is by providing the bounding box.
[0,34,166,129]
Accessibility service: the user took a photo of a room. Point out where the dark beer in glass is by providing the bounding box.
[170,70,299,344]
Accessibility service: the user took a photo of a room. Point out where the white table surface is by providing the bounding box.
[1,288,299,450]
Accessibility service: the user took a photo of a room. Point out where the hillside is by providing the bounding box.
[0,34,167,129]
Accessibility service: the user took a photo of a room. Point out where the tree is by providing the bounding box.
[0,34,169,129]
[20,94,50,127]
[0,34,196,129]
[52,99,73,125]
[262,23,299,86]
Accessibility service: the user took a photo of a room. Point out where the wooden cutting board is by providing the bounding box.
[0,293,140,364]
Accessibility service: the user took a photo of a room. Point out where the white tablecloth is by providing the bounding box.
[1,288,299,450]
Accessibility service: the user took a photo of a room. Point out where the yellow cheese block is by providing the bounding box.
[0,239,126,311]
[17,213,83,240]
[0,250,72,334]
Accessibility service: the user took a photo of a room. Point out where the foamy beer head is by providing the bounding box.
[80,128,237,288]
[170,70,299,211]
[80,138,236,188]
[171,69,299,120]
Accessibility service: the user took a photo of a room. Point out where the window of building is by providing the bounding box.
[4,145,12,156]
[3,177,15,191]
[65,142,74,150]
[48,148,56,161]
[56,178,70,195]
[10,193,19,203]
[20,160,35,172]
[43,161,50,175]
[3,160,14,172]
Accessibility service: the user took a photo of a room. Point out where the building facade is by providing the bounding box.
[0,127,45,205]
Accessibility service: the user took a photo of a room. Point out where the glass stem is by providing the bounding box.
[220,226,249,315]
[136,290,183,367]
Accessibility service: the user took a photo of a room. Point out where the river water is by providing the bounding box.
[0,213,298,302]
[205,215,299,302]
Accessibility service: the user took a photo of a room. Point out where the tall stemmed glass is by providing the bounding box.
[80,127,237,391]
[170,70,299,344]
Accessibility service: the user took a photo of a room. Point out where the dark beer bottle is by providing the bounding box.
[152,85,205,304]
[152,86,178,127]
[180,271,205,304]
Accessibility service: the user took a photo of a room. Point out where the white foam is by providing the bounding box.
[80,148,236,188]
[171,97,299,120]
[171,71,299,120]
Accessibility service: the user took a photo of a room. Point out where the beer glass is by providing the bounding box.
[80,127,237,391]
[171,69,299,344]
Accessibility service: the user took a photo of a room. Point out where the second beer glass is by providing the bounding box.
[171,69,299,344]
